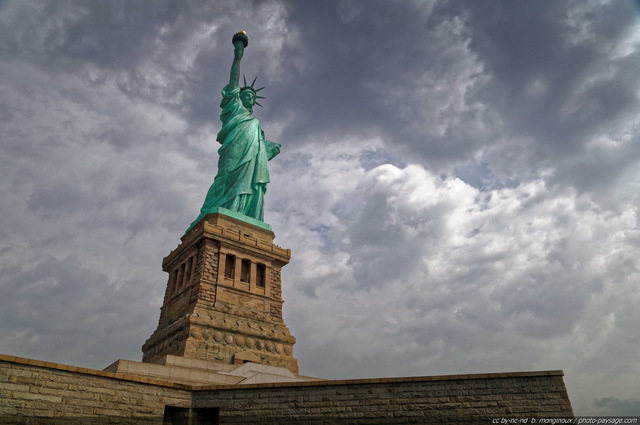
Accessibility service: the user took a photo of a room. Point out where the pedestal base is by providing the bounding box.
[142,212,298,373]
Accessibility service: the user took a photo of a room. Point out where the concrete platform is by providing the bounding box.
[103,354,322,386]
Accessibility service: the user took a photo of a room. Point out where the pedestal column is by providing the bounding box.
[141,212,298,373]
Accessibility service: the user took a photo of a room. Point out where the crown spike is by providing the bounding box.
[250,75,258,88]
[256,95,266,99]
[255,86,266,92]
[254,101,263,107]
[243,75,247,87]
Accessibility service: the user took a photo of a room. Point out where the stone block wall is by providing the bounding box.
[0,355,190,424]
[194,371,573,424]
[0,354,573,424]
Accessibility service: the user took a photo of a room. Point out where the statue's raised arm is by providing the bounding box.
[187,31,281,232]
[229,32,246,89]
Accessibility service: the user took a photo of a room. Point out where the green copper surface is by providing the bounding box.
[187,32,280,232]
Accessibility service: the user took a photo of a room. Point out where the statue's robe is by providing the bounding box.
[188,85,280,231]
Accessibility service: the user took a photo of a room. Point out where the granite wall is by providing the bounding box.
[0,354,573,424]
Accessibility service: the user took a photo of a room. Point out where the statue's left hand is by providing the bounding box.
[265,141,281,160]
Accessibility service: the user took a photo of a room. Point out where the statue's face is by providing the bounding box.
[240,90,255,109]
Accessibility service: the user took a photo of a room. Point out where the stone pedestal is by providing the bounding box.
[142,212,298,373]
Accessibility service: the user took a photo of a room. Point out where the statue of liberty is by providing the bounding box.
[187,32,281,232]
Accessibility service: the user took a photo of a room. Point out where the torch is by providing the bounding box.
[232,31,249,48]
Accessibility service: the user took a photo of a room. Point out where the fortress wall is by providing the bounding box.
[0,355,190,424]
[194,371,573,424]
[1,354,572,424]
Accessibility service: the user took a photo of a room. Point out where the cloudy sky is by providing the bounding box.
[1,0,640,416]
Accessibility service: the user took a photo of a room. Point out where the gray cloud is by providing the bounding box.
[594,398,640,416]
[0,255,159,367]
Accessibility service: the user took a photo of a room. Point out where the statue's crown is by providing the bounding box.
[240,76,265,107]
